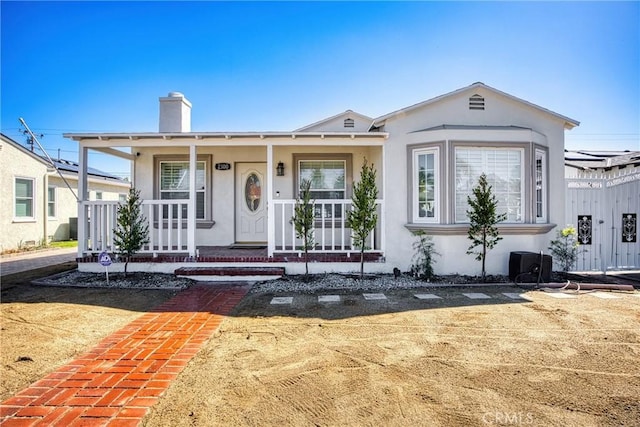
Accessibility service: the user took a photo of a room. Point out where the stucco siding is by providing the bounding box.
[0,141,49,250]
[1,136,129,250]
[133,144,382,247]
[47,176,128,242]
[380,87,569,276]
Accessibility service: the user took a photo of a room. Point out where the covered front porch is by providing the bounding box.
[67,131,388,271]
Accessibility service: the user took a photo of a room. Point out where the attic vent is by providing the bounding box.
[469,94,485,110]
[344,118,355,128]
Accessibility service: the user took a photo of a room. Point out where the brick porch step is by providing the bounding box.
[175,266,285,282]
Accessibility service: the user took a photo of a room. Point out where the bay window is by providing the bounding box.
[455,147,523,223]
[535,149,547,223]
[413,148,439,222]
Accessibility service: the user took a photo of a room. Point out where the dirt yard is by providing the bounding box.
[0,268,178,401]
[2,268,639,426]
[141,287,640,427]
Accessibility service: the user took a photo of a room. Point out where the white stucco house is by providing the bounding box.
[65,82,580,276]
[0,133,130,252]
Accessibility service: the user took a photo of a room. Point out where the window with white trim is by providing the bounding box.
[413,148,439,222]
[299,160,346,200]
[298,159,346,218]
[48,186,56,218]
[15,177,35,219]
[159,161,206,219]
[455,147,523,223]
[535,149,547,223]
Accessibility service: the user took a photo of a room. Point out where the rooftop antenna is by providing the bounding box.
[19,118,78,201]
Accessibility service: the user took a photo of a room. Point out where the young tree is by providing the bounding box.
[292,179,315,277]
[466,173,506,282]
[114,188,149,276]
[347,159,379,279]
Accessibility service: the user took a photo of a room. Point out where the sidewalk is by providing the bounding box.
[0,283,250,426]
[0,247,78,277]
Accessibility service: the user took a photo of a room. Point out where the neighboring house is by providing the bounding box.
[565,150,640,270]
[65,83,580,275]
[0,133,131,251]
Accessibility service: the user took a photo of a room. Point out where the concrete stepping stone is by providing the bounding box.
[542,292,576,299]
[462,292,491,299]
[414,293,442,300]
[502,292,532,301]
[588,292,621,299]
[270,296,293,305]
[318,295,341,303]
[362,293,387,300]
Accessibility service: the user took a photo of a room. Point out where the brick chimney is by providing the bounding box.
[159,92,191,132]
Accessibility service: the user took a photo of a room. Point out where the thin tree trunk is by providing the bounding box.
[304,249,309,277]
[482,229,487,282]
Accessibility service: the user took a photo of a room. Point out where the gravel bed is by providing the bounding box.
[32,270,193,290]
[32,270,514,293]
[249,273,513,294]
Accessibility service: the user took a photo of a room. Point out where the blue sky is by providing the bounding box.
[2,1,639,177]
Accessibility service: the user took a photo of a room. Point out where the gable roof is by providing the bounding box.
[0,133,124,181]
[295,110,373,132]
[371,82,580,130]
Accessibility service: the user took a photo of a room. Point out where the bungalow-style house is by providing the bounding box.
[0,133,130,252]
[65,82,580,276]
[565,150,640,271]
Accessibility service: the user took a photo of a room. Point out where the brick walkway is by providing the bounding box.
[0,283,250,426]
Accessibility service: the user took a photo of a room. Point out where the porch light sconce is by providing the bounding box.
[276,161,285,176]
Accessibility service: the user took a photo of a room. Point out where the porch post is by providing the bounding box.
[380,143,386,255]
[267,143,275,257]
[188,144,197,257]
[77,144,88,257]
[43,173,48,245]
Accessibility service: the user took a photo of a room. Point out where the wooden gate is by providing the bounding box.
[565,168,639,271]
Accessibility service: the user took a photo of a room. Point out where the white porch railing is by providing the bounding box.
[271,199,384,256]
[79,199,192,255]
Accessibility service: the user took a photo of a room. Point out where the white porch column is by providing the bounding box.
[267,143,275,257]
[380,144,386,255]
[43,173,48,245]
[77,144,88,257]
[188,144,197,256]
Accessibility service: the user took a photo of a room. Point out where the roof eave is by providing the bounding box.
[64,131,389,141]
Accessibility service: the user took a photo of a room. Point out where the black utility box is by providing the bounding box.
[508,251,552,282]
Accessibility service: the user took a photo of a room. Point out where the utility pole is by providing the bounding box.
[19,118,78,201]
[22,128,43,152]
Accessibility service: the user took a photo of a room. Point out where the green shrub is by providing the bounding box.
[549,225,583,272]
[411,231,439,280]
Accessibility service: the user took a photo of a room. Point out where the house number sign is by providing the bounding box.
[215,163,231,171]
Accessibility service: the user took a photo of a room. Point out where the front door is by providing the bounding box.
[236,163,267,243]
